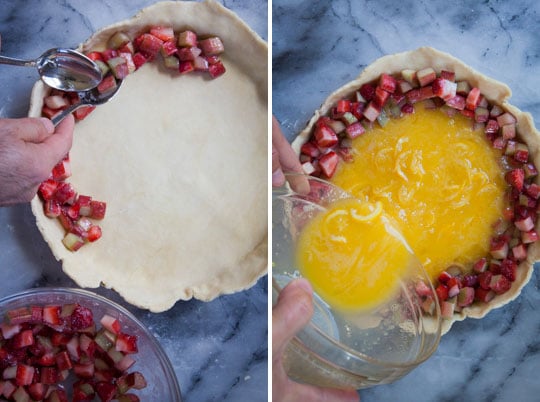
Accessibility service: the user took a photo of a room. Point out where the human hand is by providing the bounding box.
[272,116,309,193]
[272,278,361,402]
[0,115,74,206]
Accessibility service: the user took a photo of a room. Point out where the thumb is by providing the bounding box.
[272,278,314,351]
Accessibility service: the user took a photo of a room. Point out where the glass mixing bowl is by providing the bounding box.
[0,287,182,401]
[273,174,442,389]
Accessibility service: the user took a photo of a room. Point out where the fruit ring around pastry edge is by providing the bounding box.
[28,1,268,312]
[291,47,540,334]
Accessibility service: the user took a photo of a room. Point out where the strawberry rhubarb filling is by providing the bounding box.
[37,26,226,252]
[299,68,539,318]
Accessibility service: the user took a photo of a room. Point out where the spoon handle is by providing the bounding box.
[51,103,84,126]
[0,55,35,67]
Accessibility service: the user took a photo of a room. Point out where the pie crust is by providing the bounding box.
[292,47,540,334]
[28,1,268,312]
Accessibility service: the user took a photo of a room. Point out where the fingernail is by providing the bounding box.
[272,168,285,187]
[40,118,54,134]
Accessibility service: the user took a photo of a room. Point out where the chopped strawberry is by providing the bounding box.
[490,274,511,294]
[15,364,35,386]
[435,284,449,301]
[70,305,94,331]
[87,225,103,242]
[12,329,34,349]
[208,60,226,78]
[379,73,397,93]
[300,141,320,158]
[314,124,338,148]
[100,315,121,335]
[89,201,107,220]
[500,259,517,282]
[95,381,117,402]
[465,87,481,110]
[373,86,390,107]
[115,333,139,354]
[43,306,61,326]
[135,33,164,57]
[432,78,457,101]
[73,105,96,121]
[132,52,148,69]
[473,257,488,273]
[149,26,175,42]
[359,83,375,101]
[505,168,525,191]
[415,280,433,297]
[318,151,339,178]
[475,287,495,303]
[38,179,58,201]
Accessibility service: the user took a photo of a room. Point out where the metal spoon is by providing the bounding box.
[0,48,102,92]
[51,78,123,126]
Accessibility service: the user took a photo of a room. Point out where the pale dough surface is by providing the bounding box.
[292,47,540,334]
[29,1,268,312]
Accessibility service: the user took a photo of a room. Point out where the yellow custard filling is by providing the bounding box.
[296,198,414,311]
[332,104,506,280]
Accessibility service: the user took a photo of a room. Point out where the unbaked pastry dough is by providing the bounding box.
[292,47,540,334]
[29,1,268,312]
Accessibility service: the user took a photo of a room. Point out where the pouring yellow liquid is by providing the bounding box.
[296,198,414,312]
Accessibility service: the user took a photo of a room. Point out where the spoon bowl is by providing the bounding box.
[0,48,102,92]
[51,78,123,126]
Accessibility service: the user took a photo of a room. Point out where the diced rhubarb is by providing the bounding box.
[97,74,118,94]
[457,287,475,307]
[62,232,85,252]
[513,142,528,162]
[345,122,365,139]
[445,95,466,110]
[15,364,35,386]
[501,123,516,140]
[496,112,517,126]
[440,299,456,319]
[115,333,138,354]
[178,46,202,61]
[107,56,130,79]
[199,37,225,55]
[178,30,198,47]
[416,67,436,87]
[44,95,70,110]
[401,69,418,86]
[132,52,148,69]
[373,86,390,107]
[107,32,131,50]
[415,280,433,297]
[490,235,509,259]
[363,101,381,122]
[511,243,527,261]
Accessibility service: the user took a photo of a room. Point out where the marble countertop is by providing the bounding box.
[273,1,540,402]
[0,1,267,401]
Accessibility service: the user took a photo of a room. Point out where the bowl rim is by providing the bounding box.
[272,178,442,371]
[0,287,182,400]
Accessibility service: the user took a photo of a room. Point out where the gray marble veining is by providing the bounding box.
[273,1,540,401]
[0,1,267,401]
